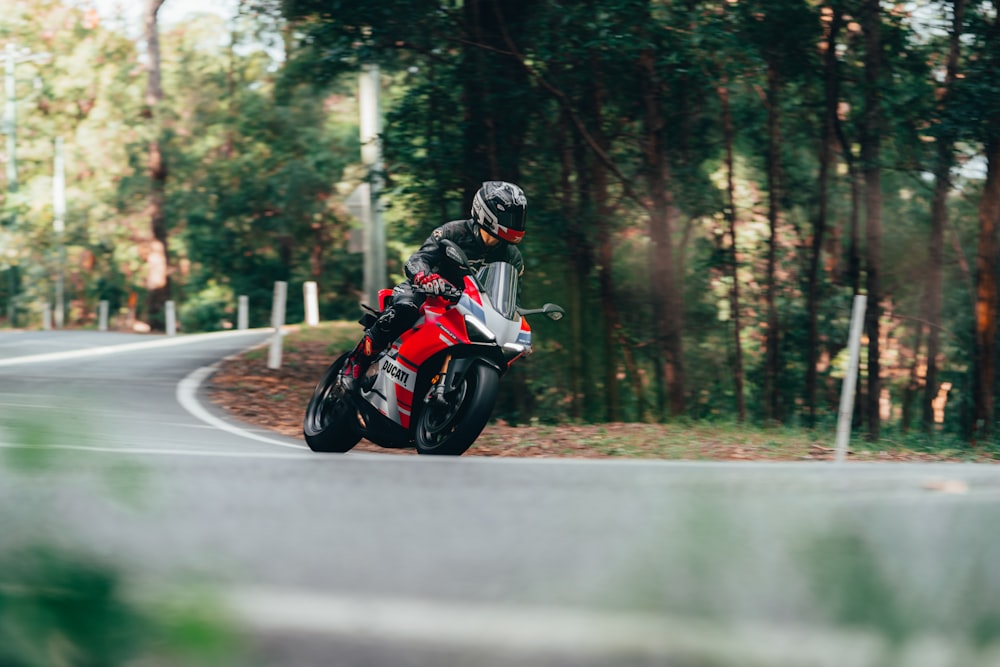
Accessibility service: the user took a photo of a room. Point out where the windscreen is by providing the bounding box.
[476,262,519,320]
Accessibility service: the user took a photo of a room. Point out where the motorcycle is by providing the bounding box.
[303,240,565,456]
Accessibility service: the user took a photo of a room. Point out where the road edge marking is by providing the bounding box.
[176,363,309,452]
[0,328,276,367]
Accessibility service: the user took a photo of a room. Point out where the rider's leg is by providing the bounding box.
[343,283,423,379]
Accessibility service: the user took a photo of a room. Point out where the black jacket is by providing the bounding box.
[403,219,523,287]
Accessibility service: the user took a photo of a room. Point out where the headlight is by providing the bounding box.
[464,315,495,342]
[502,343,527,360]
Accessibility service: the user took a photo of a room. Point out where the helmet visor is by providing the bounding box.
[497,225,525,244]
[496,207,526,244]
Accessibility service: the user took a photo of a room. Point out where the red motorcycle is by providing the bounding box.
[303,240,564,455]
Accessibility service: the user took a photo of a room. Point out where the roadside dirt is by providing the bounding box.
[206,339,997,462]
[207,340,640,457]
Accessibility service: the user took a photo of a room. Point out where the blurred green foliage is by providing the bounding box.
[0,411,239,666]
[0,547,151,667]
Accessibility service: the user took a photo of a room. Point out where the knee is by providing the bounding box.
[371,299,419,341]
[392,297,420,319]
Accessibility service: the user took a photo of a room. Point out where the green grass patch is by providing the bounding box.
[286,321,359,348]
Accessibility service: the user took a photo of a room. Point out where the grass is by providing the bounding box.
[287,321,358,347]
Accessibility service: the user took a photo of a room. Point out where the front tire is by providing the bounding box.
[414,362,500,456]
[303,353,362,453]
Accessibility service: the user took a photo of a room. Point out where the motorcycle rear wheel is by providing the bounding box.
[414,362,499,456]
[303,353,363,453]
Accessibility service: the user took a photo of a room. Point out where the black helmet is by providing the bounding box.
[471,181,527,244]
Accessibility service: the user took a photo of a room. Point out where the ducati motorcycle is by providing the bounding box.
[303,240,565,456]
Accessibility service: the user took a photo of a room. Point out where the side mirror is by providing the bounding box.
[440,239,470,269]
[518,303,566,320]
[542,303,565,321]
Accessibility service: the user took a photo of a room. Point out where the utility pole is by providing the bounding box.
[53,136,66,328]
[2,42,49,327]
[359,63,386,308]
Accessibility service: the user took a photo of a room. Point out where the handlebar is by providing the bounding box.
[415,283,463,302]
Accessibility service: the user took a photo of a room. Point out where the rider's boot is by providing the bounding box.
[341,307,400,389]
[341,335,376,388]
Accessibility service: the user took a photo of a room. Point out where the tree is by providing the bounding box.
[968,0,1000,440]
[806,6,845,425]
[143,0,170,330]
[924,0,966,433]
[861,0,884,440]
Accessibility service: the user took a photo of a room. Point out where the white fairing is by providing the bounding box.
[361,345,416,424]
[458,262,532,350]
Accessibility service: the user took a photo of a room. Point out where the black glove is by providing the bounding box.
[414,271,454,296]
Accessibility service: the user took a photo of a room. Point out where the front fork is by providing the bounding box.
[427,354,505,407]
[429,355,452,407]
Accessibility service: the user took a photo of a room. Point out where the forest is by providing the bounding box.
[1,0,999,444]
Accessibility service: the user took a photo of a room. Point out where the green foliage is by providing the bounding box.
[0,411,239,666]
[0,547,153,667]
[179,280,234,332]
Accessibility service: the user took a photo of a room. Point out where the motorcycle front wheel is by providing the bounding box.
[303,353,363,453]
[414,362,500,456]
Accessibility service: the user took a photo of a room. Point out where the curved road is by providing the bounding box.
[1,330,999,666]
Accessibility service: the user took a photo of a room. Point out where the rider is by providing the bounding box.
[342,180,528,382]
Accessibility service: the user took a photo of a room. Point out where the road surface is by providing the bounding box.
[1,330,998,666]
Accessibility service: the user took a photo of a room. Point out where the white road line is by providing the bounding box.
[0,442,313,459]
[0,328,272,368]
[176,364,309,451]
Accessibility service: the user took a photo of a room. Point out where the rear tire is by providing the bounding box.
[414,362,499,456]
[303,353,362,453]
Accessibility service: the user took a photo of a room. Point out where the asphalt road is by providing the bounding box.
[1,330,999,667]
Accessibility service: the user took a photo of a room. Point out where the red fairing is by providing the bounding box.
[389,304,469,429]
[398,307,468,366]
[462,278,483,306]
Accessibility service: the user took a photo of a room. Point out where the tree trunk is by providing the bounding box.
[584,59,626,421]
[639,48,685,417]
[861,0,883,441]
[764,62,782,424]
[558,112,590,420]
[718,79,745,422]
[974,136,1000,441]
[847,167,863,297]
[834,102,862,297]
[924,0,966,433]
[902,324,925,434]
[144,0,170,331]
[807,10,843,425]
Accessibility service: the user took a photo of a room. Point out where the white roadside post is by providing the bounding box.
[835,294,867,464]
[41,303,51,330]
[268,281,287,370]
[98,299,109,331]
[304,281,319,326]
[165,300,177,336]
[237,294,249,330]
